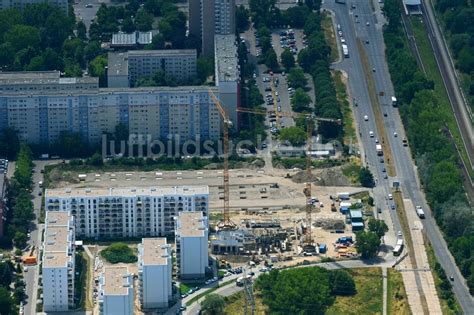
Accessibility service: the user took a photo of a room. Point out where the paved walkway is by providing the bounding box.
[382,267,388,315]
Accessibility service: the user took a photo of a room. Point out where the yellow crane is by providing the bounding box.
[208,89,237,230]
[237,108,341,249]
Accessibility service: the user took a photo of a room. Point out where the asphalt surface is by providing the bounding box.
[327,0,474,312]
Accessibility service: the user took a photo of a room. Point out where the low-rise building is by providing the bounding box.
[98,266,134,315]
[111,31,154,49]
[45,186,209,239]
[108,50,197,88]
[42,211,76,312]
[211,229,255,254]
[138,238,172,309]
[349,210,364,231]
[175,211,208,279]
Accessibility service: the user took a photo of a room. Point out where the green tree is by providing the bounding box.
[255,267,335,314]
[121,16,135,33]
[77,21,87,40]
[89,54,108,87]
[291,88,311,112]
[368,218,389,239]
[135,8,154,31]
[265,49,279,70]
[100,243,137,264]
[281,48,295,70]
[13,231,27,249]
[358,167,375,188]
[236,5,250,33]
[287,67,307,89]
[329,270,356,296]
[196,57,214,83]
[279,127,306,146]
[0,287,14,314]
[0,127,20,159]
[4,25,41,51]
[355,231,381,259]
[87,153,103,166]
[0,262,13,287]
[201,294,225,315]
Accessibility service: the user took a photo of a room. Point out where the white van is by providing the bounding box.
[416,206,425,218]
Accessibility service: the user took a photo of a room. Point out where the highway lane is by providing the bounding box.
[327,0,474,312]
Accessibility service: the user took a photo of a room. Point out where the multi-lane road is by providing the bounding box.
[326,0,473,312]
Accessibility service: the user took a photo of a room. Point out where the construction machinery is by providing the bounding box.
[208,89,237,230]
[237,108,341,252]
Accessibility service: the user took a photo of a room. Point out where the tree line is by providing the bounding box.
[434,0,474,113]
[384,0,474,298]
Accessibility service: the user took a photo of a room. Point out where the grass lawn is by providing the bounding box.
[180,283,191,294]
[321,12,339,63]
[223,291,267,315]
[410,16,473,180]
[387,269,410,315]
[341,160,362,184]
[326,268,383,315]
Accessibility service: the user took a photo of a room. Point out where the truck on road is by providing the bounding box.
[376,144,383,156]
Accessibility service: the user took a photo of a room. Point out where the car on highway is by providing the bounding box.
[380,157,384,163]
[364,115,369,121]
[382,167,386,173]
[366,21,370,26]
[388,194,393,200]
[391,204,396,210]
[372,67,376,72]
[383,173,388,179]
[365,39,369,44]
[398,231,402,237]
[393,132,398,137]
[85,3,93,8]
[402,138,408,146]
[369,131,374,137]
[375,138,379,143]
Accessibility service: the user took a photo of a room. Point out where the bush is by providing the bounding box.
[329,270,356,296]
[100,243,137,264]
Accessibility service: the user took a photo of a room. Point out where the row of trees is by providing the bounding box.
[255,267,355,314]
[434,0,474,112]
[1,144,35,249]
[249,0,320,29]
[384,0,474,296]
[0,261,25,313]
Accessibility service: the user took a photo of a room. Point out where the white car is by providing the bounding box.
[341,38,346,43]
[375,138,379,143]
[369,131,374,137]
[388,193,393,200]
[364,115,369,121]
[393,132,398,137]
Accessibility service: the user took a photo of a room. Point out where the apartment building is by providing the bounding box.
[175,211,208,279]
[214,34,240,127]
[138,238,172,309]
[45,186,209,239]
[0,0,68,13]
[42,211,76,312]
[0,86,221,144]
[188,0,236,56]
[98,266,134,315]
[108,50,197,88]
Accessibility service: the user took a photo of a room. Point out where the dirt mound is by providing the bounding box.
[292,166,355,187]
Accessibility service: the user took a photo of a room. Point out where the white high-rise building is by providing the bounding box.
[42,211,76,312]
[138,238,172,309]
[98,266,134,315]
[175,211,208,279]
[45,186,209,239]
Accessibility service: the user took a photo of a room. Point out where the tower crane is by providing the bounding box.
[237,108,341,250]
[208,89,237,230]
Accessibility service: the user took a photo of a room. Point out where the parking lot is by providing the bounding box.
[242,26,316,137]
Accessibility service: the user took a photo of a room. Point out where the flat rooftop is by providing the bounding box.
[45,211,71,227]
[0,85,218,96]
[0,71,98,85]
[45,186,209,198]
[44,226,69,253]
[215,34,239,82]
[128,49,197,57]
[108,52,129,77]
[43,252,68,268]
[177,211,207,237]
[141,238,170,266]
[111,31,153,46]
[102,266,131,296]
